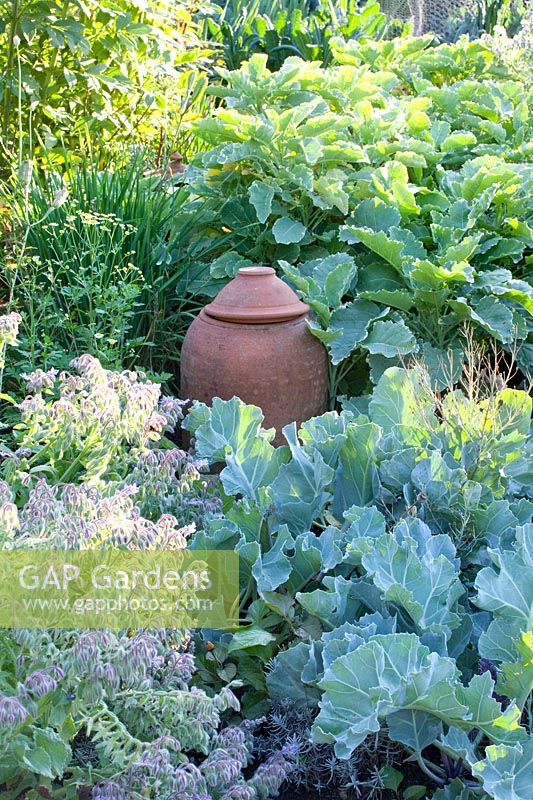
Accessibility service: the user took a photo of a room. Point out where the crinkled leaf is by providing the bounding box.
[33,728,71,777]
[358,518,464,638]
[313,633,524,760]
[266,641,321,709]
[475,526,533,705]
[298,410,352,469]
[297,575,363,628]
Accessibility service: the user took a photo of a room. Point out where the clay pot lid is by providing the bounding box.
[204,266,309,323]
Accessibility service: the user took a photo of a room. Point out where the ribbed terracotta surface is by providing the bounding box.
[181,266,328,445]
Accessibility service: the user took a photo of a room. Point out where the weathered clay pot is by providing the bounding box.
[180,266,328,445]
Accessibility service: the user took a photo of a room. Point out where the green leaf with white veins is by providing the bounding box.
[332,421,380,516]
[222,437,289,502]
[297,575,363,628]
[281,253,357,327]
[298,410,352,469]
[340,226,405,270]
[228,626,275,652]
[475,525,533,706]
[319,258,357,309]
[266,641,322,709]
[272,216,307,244]
[362,319,417,358]
[359,288,414,311]
[183,396,274,463]
[183,396,287,502]
[387,709,442,752]
[472,297,516,344]
[283,531,328,595]
[348,198,401,232]
[358,518,465,639]
[313,634,452,758]
[313,633,525,760]
[472,740,533,800]
[248,180,275,223]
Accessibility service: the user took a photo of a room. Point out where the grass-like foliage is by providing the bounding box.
[2,155,209,382]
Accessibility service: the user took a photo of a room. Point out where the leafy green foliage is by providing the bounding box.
[313,635,524,758]
[472,739,533,800]
[2,156,205,383]
[0,0,212,163]
[475,525,533,708]
[196,0,391,71]
[186,365,531,544]
[186,36,533,383]
[181,354,533,796]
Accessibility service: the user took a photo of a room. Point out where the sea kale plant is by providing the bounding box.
[183,359,533,797]
[184,34,533,388]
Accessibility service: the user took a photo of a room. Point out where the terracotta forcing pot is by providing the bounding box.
[180,266,328,445]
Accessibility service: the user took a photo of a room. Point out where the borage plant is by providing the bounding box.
[0,321,294,799]
[0,625,296,800]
